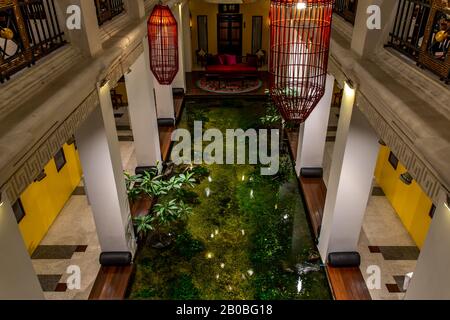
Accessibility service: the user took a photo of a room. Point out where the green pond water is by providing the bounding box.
[127,98,331,300]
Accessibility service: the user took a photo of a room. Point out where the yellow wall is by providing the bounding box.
[189,0,270,61]
[374,146,433,248]
[18,143,82,254]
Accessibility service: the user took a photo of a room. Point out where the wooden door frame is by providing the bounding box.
[217,13,243,56]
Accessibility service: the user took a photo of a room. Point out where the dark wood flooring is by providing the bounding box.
[300,176,326,241]
[88,265,134,300]
[327,266,372,300]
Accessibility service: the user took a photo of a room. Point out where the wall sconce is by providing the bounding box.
[67,136,76,145]
[34,170,47,183]
[100,79,109,88]
[400,172,413,185]
[346,79,355,90]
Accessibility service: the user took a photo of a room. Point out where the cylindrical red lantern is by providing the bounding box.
[269,0,334,123]
[148,4,179,85]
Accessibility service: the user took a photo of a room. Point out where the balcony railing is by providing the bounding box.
[387,0,449,84]
[0,0,66,83]
[387,0,432,60]
[94,0,125,26]
[334,0,358,25]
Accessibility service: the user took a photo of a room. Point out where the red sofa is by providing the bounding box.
[205,54,258,73]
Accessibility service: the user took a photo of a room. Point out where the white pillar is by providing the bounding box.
[0,193,44,300]
[295,74,334,176]
[318,83,379,260]
[125,50,162,168]
[351,0,398,57]
[405,200,450,299]
[153,80,175,120]
[57,0,102,56]
[182,0,193,73]
[75,84,136,255]
[126,0,145,20]
[144,36,176,120]
[172,2,186,90]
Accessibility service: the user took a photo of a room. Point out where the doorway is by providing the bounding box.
[217,14,243,56]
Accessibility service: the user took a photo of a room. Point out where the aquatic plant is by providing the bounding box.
[127,99,331,300]
[175,231,205,259]
[168,274,200,300]
[260,101,282,126]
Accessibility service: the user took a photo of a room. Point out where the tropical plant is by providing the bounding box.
[260,102,282,126]
[150,199,193,243]
[125,172,143,203]
[126,166,199,245]
[133,214,155,240]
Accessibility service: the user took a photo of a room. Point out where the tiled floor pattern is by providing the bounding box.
[322,102,419,300]
[31,140,138,300]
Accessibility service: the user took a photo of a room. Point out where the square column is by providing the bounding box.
[351,0,399,57]
[181,0,193,73]
[318,83,379,260]
[126,0,145,20]
[295,74,334,176]
[405,199,450,299]
[57,0,102,56]
[172,2,187,90]
[144,37,176,120]
[75,84,136,255]
[0,192,44,299]
[125,49,162,168]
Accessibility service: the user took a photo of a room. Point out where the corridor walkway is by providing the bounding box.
[30,141,138,300]
[322,108,419,300]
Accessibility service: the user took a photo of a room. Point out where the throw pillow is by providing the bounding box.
[225,54,237,65]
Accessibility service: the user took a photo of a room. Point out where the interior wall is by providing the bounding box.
[374,145,433,248]
[18,143,83,254]
[189,0,270,62]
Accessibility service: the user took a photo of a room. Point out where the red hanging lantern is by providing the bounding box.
[148,3,179,85]
[269,0,334,123]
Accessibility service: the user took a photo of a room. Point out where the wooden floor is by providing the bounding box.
[327,266,372,300]
[300,176,326,240]
[286,130,371,301]
[159,126,174,161]
[88,265,134,300]
[89,95,183,300]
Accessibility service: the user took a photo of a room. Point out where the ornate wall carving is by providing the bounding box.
[2,91,99,203]
[1,41,144,203]
[356,91,446,205]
